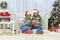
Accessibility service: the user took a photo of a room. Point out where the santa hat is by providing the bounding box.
[33,9,39,13]
[26,11,31,14]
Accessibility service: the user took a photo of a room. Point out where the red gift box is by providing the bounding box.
[51,27,58,32]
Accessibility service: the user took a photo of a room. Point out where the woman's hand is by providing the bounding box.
[27,20,31,24]
[37,21,39,24]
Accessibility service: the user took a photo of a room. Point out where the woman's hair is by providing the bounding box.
[25,11,31,16]
[33,13,39,17]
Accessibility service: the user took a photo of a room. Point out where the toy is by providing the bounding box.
[16,29,20,34]
[32,20,38,25]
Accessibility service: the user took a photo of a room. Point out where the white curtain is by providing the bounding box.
[16,0,55,16]
[15,0,55,29]
[0,0,55,15]
[0,0,55,29]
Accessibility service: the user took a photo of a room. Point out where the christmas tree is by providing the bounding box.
[48,0,60,30]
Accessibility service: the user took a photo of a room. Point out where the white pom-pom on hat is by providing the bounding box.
[33,10,38,13]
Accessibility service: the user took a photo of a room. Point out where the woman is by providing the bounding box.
[20,11,32,33]
[32,9,43,34]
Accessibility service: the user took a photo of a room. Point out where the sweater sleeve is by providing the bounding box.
[23,18,28,25]
[38,16,42,26]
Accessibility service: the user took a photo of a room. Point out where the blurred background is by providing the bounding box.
[0,0,58,30]
[0,0,55,15]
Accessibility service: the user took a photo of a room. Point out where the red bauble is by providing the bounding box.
[32,20,38,25]
[17,29,20,34]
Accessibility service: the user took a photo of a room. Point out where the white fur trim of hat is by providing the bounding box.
[33,10,38,13]
[27,12,31,14]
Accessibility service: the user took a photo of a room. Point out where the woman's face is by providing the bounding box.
[33,12,38,16]
[26,14,31,18]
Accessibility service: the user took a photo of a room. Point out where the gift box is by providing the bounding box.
[51,27,58,32]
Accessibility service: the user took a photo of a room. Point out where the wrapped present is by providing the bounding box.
[51,27,58,32]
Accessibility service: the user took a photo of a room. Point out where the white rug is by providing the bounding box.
[0,32,60,40]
